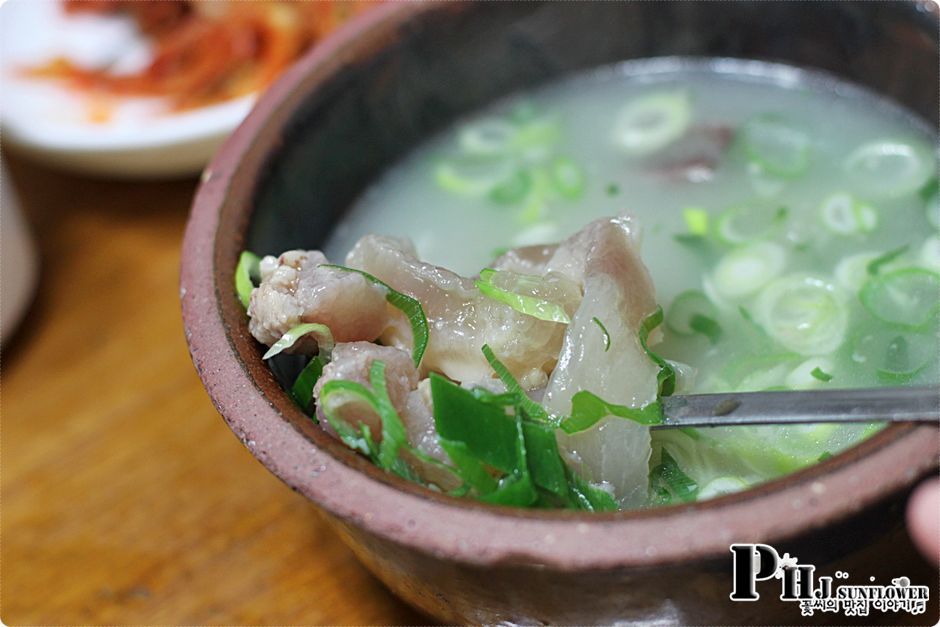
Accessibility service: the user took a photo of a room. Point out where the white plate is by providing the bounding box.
[0,0,255,177]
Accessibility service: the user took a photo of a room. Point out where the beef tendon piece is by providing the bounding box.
[346,235,576,389]
[542,215,660,508]
[247,250,388,353]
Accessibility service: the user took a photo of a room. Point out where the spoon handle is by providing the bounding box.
[656,386,940,429]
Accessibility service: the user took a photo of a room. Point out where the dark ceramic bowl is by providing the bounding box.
[182,2,939,624]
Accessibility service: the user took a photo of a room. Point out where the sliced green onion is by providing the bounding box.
[860,268,940,330]
[740,114,811,178]
[235,250,261,309]
[922,178,939,230]
[475,268,571,324]
[319,362,446,483]
[834,251,881,291]
[517,168,552,225]
[689,314,723,345]
[746,161,787,198]
[867,244,909,276]
[291,355,326,414]
[711,242,786,300]
[559,390,663,434]
[317,378,380,457]
[548,156,586,199]
[592,317,611,352]
[319,265,428,367]
[697,476,748,500]
[714,203,788,246]
[510,117,560,161]
[263,323,334,360]
[649,449,698,506]
[819,192,878,235]
[639,306,676,396]
[369,360,414,472]
[547,157,585,199]
[666,290,720,339]
[876,365,928,385]
[567,472,619,512]
[481,344,550,422]
[785,357,835,389]
[682,206,710,236]
[434,158,511,197]
[843,139,933,199]
[489,169,533,205]
[755,273,849,356]
[918,236,940,273]
[613,91,691,156]
[458,118,516,157]
[431,371,615,510]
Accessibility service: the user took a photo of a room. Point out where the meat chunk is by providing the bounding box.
[346,235,575,389]
[312,342,460,489]
[491,244,556,275]
[313,342,418,440]
[542,215,660,507]
[247,250,388,352]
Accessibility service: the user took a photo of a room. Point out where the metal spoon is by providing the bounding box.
[654,386,940,430]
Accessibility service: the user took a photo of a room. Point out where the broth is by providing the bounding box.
[320,59,938,500]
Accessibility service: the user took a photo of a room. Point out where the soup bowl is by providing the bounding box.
[181,2,939,623]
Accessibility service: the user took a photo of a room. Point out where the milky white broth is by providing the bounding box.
[322,58,939,501]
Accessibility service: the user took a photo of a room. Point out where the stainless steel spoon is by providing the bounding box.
[655,386,939,429]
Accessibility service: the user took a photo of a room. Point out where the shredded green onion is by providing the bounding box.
[810,367,833,382]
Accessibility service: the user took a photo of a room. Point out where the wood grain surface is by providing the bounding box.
[1,154,425,625]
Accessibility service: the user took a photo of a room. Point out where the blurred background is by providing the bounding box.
[1,0,423,623]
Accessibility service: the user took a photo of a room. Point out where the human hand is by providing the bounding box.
[906,478,939,565]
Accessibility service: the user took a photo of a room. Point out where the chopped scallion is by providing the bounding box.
[475,269,571,324]
[592,317,611,352]
[291,355,326,415]
[639,306,677,396]
[682,207,710,236]
[481,344,550,422]
[235,251,261,309]
[560,390,663,434]
[263,323,334,360]
[866,244,909,276]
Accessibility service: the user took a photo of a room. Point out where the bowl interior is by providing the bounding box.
[218,1,938,519]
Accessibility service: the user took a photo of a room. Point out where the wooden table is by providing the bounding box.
[1,154,424,624]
